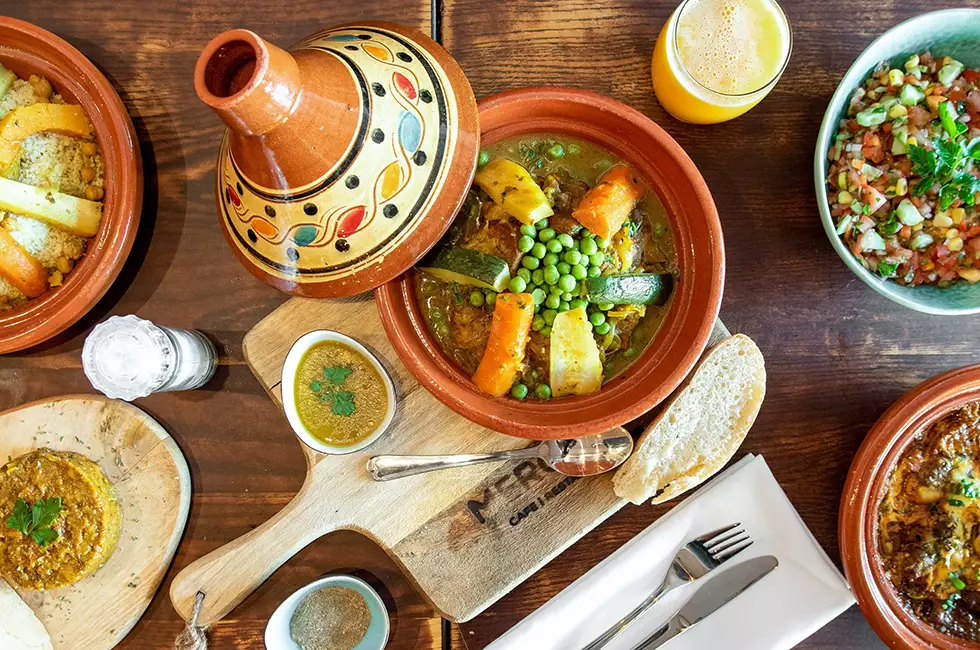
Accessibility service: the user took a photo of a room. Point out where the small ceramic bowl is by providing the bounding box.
[840,364,980,650]
[281,330,395,454]
[0,18,142,352]
[376,87,725,439]
[814,8,980,315]
[265,574,390,650]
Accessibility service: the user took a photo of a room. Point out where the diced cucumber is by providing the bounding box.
[585,273,673,306]
[861,230,886,252]
[900,84,925,106]
[418,246,511,291]
[938,60,965,87]
[891,125,908,155]
[896,199,923,226]
[856,106,887,127]
[861,164,883,181]
[0,65,15,100]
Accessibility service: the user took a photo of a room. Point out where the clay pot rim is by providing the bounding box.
[193,29,270,112]
[0,17,142,353]
[376,86,725,439]
[839,364,980,650]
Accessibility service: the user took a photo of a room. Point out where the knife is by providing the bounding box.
[630,555,778,650]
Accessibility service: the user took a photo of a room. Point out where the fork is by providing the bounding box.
[581,523,753,650]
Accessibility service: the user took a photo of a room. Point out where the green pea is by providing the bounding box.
[543,309,558,326]
[594,322,611,335]
[509,276,527,293]
[654,223,667,238]
[567,143,581,156]
[545,294,561,309]
[532,314,545,331]
[477,151,490,167]
[511,383,529,399]
[535,384,552,399]
[623,347,637,359]
[535,218,549,230]
[469,290,485,307]
[557,233,575,249]
[557,262,571,275]
[590,251,605,267]
[518,235,534,253]
[531,269,544,285]
[558,274,577,293]
[570,298,588,310]
[539,228,556,242]
[598,302,615,311]
[558,300,570,312]
[531,287,547,305]
[561,292,573,301]
[564,250,582,265]
[485,291,497,306]
[595,237,609,249]
[543,253,559,267]
[518,268,532,282]
[435,321,451,338]
[546,143,564,159]
[580,238,598,255]
[522,255,540,270]
[589,311,606,326]
[546,239,563,254]
[521,224,537,237]
[531,242,548,259]
[540,326,552,337]
[595,159,612,172]
[543,266,560,285]
[587,266,601,278]
[571,264,587,280]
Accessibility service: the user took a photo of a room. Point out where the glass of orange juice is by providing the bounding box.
[652,0,792,124]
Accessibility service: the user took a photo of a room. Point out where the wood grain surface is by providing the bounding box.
[2,0,975,647]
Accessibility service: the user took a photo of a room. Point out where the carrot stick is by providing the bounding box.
[472,292,535,397]
[571,164,646,240]
[0,227,47,298]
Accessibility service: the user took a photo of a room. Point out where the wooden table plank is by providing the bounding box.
[0,2,444,649]
[441,0,980,647]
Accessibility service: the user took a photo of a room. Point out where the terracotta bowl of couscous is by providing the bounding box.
[0,18,141,353]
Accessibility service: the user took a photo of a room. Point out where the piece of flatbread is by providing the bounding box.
[0,578,53,650]
[613,334,766,505]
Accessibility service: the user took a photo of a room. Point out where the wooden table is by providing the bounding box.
[5,0,976,647]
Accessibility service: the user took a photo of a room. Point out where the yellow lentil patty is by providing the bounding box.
[0,449,121,590]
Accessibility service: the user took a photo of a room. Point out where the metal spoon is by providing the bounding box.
[366,430,634,481]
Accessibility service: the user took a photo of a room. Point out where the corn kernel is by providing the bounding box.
[905,54,920,70]
[949,238,965,251]
[959,267,980,283]
[887,104,908,119]
[888,69,905,86]
[895,178,908,196]
[952,207,966,225]
[838,172,847,190]
[935,213,954,228]
[947,228,961,239]
[912,222,924,231]
[942,56,953,66]
[838,191,853,205]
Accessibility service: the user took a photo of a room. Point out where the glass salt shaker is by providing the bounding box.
[82,315,218,401]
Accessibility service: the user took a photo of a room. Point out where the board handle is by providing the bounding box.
[169,478,335,625]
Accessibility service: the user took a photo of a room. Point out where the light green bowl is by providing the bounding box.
[814,8,980,315]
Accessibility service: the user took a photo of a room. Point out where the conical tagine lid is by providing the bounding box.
[195,22,479,297]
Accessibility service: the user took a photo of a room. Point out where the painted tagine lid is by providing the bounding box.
[194,22,479,297]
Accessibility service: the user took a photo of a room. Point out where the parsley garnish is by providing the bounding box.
[877,260,899,278]
[5,497,62,546]
[310,366,356,417]
[322,366,353,385]
[948,497,965,507]
[331,391,356,416]
[961,478,980,498]
[943,592,962,610]
[907,135,980,210]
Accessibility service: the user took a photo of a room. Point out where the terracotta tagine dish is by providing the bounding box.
[377,87,725,439]
[0,18,142,353]
[194,23,479,298]
[840,364,980,650]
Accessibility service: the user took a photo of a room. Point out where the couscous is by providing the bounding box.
[0,65,104,310]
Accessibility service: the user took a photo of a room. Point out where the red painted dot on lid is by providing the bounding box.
[337,206,367,238]
[393,72,417,101]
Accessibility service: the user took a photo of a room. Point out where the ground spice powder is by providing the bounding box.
[289,586,372,650]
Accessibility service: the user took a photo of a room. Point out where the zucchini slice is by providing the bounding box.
[0,65,16,101]
[418,247,511,291]
[586,273,673,306]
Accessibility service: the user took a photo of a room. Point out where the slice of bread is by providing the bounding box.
[613,334,766,505]
[0,578,52,650]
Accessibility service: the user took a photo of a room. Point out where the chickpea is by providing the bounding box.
[81,141,98,157]
[27,75,53,101]
[80,166,96,183]
[55,256,74,274]
[84,185,104,201]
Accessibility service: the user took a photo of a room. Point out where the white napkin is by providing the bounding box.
[486,455,854,650]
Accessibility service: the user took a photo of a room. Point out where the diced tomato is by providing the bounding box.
[936,242,951,259]
[967,90,980,114]
[909,105,932,127]
[948,88,967,102]
[966,225,980,238]
[900,225,912,239]
[882,121,893,133]
[963,69,979,84]
[846,119,861,133]
[862,132,885,163]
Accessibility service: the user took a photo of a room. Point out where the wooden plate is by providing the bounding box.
[0,396,190,650]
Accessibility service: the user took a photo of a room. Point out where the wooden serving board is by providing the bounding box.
[170,295,728,625]
[0,396,191,650]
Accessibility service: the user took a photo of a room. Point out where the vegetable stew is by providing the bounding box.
[414,135,677,401]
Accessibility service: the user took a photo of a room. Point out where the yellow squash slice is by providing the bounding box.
[0,176,102,237]
[550,307,603,398]
[474,159,554,225]
[0,103,93,172]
